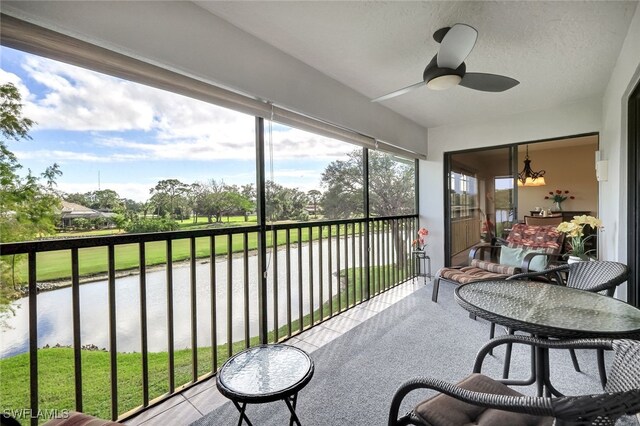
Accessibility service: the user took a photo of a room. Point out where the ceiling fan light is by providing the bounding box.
[426,74,462,90]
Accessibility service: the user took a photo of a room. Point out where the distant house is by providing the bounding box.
[59,200,117,229]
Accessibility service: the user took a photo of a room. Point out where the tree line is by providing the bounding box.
[62,149,416,228]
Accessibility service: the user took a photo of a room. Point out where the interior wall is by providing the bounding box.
[517,140,598,220]
[601,4,640,266]
[599,4,640,302]
[1,1,429,155]
[421,97,602,271]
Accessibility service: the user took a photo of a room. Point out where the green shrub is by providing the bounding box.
[123,217,179,233]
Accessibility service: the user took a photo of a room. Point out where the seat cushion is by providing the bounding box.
[414,373,553,426]
[470,259,518,275]
[437,266,510,285]
[43,412,120,426]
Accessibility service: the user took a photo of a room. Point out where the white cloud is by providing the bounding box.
[22,56,156,132]
[267,126,357,160]
[95,135,255,161]
[14,149,144,163]
[11,51,360,163]
[0,68,29,94]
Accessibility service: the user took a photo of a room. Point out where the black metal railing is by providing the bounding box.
[0,214,417,424]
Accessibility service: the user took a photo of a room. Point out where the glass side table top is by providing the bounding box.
[455,280,640,338]
[217,344,313,398]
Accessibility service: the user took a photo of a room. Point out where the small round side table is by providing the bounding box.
[216,344,314,426]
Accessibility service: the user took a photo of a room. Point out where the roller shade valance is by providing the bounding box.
[1,13,423,159]
[270,106,376,150]
[376,140,427,161]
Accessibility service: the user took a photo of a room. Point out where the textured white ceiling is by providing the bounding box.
[195,1,637,130]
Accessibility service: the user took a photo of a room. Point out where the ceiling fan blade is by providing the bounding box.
[371,81,424,102]
[437,23,477,69]
[460,72,519,92]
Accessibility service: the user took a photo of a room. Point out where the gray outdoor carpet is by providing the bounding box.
[192,281,639,426]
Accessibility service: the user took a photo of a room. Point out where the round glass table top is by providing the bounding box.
[217,344,313,398]
[455,280,640,338]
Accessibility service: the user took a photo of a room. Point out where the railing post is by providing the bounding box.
[166,240,175,393]
[108,244,118,420]
[71,248,83,412]
[28,252,38,426]
[363,148,371,300]
[139,243,149,407]
[255,117,268,344]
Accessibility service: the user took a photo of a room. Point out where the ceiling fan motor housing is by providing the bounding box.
[423,55,466,90]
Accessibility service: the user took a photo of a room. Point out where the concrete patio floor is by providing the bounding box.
[124,279,425,426]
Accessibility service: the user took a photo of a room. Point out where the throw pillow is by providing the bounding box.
[499,246,523,268]
[522,248,548,272]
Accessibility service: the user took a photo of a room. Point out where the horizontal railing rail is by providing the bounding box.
[0,214,417,425]
[0,225,262,255]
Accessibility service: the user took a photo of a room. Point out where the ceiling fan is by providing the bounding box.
[372,24,519,102]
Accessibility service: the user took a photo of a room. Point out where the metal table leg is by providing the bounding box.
[232,401,253,426]
[536,340,564,397]
[284,393,301,426]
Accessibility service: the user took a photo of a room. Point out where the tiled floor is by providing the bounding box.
[123,279,424,426]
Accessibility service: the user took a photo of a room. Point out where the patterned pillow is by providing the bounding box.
[506,223,563,254]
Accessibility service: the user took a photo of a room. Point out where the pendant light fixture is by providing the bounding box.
[517,145,546,187]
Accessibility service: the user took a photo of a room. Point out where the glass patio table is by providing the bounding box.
[216,344,314,426]
[455,280,640,396]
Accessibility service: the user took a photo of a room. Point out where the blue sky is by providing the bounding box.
[0,46,355,201]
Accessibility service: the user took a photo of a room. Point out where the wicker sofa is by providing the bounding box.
[432,223,564,302]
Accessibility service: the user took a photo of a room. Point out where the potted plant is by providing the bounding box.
[411,227,429,252]
[556,215,602,262]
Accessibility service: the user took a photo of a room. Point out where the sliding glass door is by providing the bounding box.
[445,147,515,267]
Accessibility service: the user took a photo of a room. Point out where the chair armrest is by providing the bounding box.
[388,375,556,426]
[551,390,640,423]
[509,261,568,283]
[473,335,613,375]
[519,253,563,273]
[469,245,501,263]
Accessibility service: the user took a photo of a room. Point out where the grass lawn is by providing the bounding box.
[0,265,406,423]
[56,229,126,237]
[4,223,367,283]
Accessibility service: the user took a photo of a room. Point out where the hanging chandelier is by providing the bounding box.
[517,145,546,187]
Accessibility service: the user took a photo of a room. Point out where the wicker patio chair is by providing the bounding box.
[505,261,629,386]
[388,336,640,426]
[508,260,629,296]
